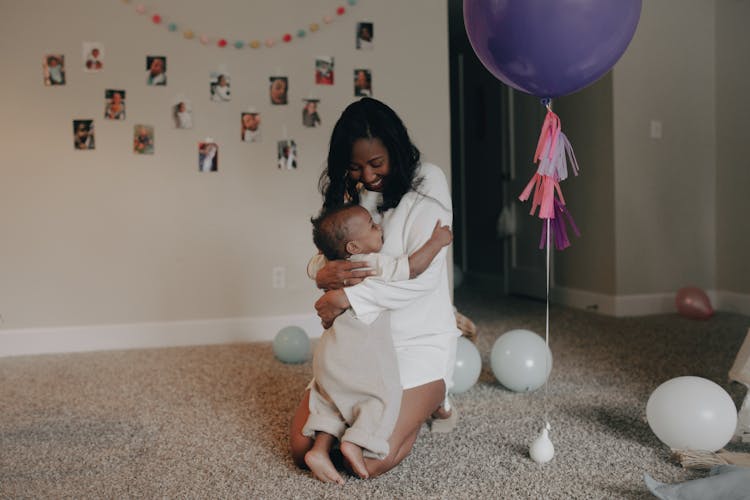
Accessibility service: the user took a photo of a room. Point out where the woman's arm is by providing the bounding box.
[307,254,376,290]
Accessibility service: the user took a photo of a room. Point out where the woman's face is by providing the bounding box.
[271,79,287,102]
[348,137,390,192]
[150,58,164,75]
[356,71,368,88]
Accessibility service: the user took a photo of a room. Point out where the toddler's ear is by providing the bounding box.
[345,241,361,256]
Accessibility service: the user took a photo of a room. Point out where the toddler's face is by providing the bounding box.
[346,206,383,254]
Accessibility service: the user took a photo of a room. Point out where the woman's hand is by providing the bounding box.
[315,259,375,290]
[315,289,351,329]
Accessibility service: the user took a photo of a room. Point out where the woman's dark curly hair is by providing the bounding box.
[319,98,421,212]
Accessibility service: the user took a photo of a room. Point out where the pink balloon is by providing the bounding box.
[675,287,714,320]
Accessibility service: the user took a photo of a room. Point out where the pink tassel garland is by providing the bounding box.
[518,106,581,250]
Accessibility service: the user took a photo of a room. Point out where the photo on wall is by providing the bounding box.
[83,42,104,72]
[277,139,297,170]
[354,69,372,97]
[104,89,126,120]
[356,22,374,50]
[315,57,334,85]
[199,142,219,172]
[43,54,65,86]
[146,56,167,85]
[270,76,288,105]
[133,125,154,154]
[210,72,231,102]
[241,111,261,142]
[173,99,193,129]
[73,120,95,150]
[302,99,321,128]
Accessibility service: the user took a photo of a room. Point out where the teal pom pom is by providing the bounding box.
[234,40,245,49]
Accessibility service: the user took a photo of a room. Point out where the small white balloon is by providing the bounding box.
[646,376,737,451]
[530,422,554,464]
[491,329,552,392]
[450,337,482,394]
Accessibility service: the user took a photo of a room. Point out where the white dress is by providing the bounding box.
[344,163,460,391]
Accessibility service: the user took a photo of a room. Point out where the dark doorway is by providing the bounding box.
[448,0,507,292]
[448,1,549,299]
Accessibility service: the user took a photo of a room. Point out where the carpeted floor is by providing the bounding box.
[1,288,748,499]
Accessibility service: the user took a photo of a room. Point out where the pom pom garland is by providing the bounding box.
[123,2,358,50]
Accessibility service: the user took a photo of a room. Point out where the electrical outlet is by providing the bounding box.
[650,120,662,139]
[272,266,286,288]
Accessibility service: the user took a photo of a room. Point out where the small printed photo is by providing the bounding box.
[302,99,321,128]
[173,99,193,129]
[73,120,95,150]
[356,22,374,50]
[354,69,372,97]
[270,76,288,105]
[241,111,261,142]
[210,72,231,102]
[43,54,65,86]
[199,142,219,172]
[277,139,297,170]
[83,42,104,72]
[104,89,126,120]
[133,125,155,154]
[146,56,167,85]
[315,57,334,85]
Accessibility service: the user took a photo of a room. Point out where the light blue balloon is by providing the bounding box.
[490,329,552,392]
[450,337,482,394]
[273,326,310,364]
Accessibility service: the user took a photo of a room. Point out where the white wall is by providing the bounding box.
[0,0,451,339]
[613,0,716,295]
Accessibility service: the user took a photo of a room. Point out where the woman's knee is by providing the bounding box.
[289,390,314,468]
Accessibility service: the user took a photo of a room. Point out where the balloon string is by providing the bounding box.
[542,97,552,429]
[544,216,550,426]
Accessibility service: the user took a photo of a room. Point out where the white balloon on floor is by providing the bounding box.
[646,376,737,451]
[450,337,482,394]
[490,329,552,392]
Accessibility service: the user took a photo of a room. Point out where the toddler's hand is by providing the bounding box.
[432,221,453,247]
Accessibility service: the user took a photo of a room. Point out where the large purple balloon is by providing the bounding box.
[464,0,642,98]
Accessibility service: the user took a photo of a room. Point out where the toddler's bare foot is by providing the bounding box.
[304,448,345,484]
[340,441,369,479]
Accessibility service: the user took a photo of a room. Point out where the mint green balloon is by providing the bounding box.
[273,326,310,363]
[491,329,552,392]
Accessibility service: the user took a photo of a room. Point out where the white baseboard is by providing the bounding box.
[551,287,617,316]
[716,291,750,316]
[0,314,324,358]
[553,287,750,318]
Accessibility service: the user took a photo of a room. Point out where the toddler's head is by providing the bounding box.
[312,204,383,260]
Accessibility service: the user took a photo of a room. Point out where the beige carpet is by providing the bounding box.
[1,289,749,499]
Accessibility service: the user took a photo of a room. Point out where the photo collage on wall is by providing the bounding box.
[47,19,375,171]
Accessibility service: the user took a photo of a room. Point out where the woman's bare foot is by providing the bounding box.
[431,406,452,420]
[340,441,369,479]
[304,448,345,484]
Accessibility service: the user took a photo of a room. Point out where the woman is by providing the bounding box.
[290,98,459,480]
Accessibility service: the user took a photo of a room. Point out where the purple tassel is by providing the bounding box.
[539,198,581,251]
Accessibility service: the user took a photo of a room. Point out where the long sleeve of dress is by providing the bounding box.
[343,163,453,323]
